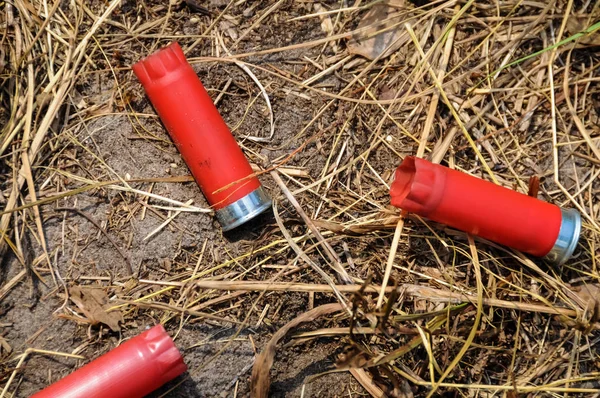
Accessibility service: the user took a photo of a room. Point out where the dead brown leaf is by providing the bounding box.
[69,286,123,332]
[567,16,600,47]
[573,283,600,304]
[347,0,410,60]
[250,303,343,398]
[572,284,600,326]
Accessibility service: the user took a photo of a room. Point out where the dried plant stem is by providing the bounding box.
[416,4,458,159]
[376,215,404,309]
[270,169,352,284]
[189,280,580,318]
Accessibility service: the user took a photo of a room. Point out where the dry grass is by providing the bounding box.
[1,0,600,397]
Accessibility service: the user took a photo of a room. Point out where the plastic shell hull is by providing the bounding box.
[31,325,187,398]
[390,156,579,263]
[133,42,270,228]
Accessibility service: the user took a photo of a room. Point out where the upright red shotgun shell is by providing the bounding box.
[31,325,187,398]
[132,42,271,230]
[390,157,581,264]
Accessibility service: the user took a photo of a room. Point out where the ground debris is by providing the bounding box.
[68,286,123,332]
[347,0,412,60]
[566,15,600,47]
[251,303,344,397]
[1,0,600,396]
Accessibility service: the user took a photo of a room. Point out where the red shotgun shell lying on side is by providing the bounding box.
[132,42,271,231]
[31,325,187,398]
[390,156,581,264]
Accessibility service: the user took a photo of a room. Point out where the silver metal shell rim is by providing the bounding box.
[215,186,272,231]
[544,208,581,265]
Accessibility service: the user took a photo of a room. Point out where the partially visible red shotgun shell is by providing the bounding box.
[132,42,271,231]
[31,325,187,398]
[390,156,581,264]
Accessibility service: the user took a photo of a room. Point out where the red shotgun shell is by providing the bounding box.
[31,325,187,398]
[390,156,581,264]
[132,42,271,231]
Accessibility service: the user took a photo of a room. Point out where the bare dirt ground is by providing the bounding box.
[1,0,600,397]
